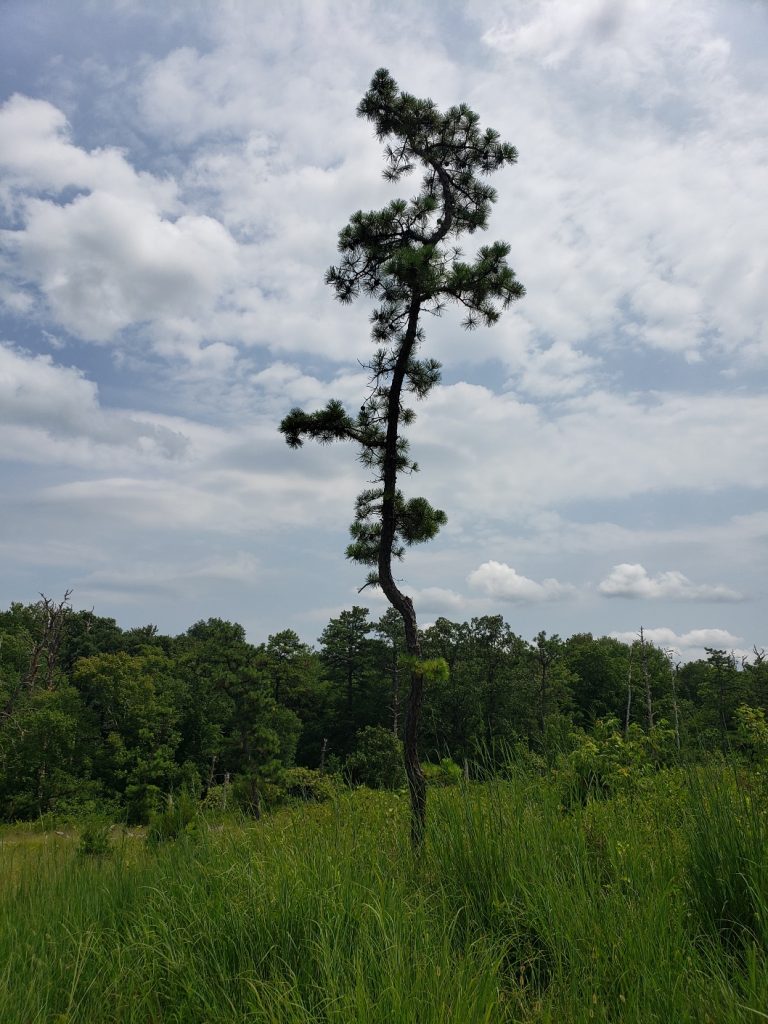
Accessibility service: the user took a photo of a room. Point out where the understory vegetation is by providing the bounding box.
[3,765,768,1022]
[2,596,766,824]
[4,597,768,1020]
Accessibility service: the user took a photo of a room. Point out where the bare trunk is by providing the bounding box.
[378,293,427,847]
[391,645,400,736]
[640,627,654,731]
[624,644,634,737]
[671,669,681,752]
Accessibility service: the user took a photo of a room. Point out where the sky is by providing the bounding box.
[0,0,766,661]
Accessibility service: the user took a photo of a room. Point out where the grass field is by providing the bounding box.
[2,767,768,1023]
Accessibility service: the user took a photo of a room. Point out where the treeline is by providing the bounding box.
[0,595,765,822]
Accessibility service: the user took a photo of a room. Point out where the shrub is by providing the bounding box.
[553,717,675,807]
[283,767,336,802]
[77,816,112,857]
[735,704,768,762]
[346,726,406,789]
[232,765,286,817]
[422,758,463,787]
[146,790,199,847]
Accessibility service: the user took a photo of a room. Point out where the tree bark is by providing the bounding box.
[377,292,428,846]
[640,627,654,731]
[391,643,400,736]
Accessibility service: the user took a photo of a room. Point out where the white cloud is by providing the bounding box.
[3,1,768,375]
[599,563,743,601]
[79,552,261,597]
[467,560,574,602]
[0,342,188,461]
[0,93,176,207]
[611,626,749,663]
[0,94,240,355]
[411,384,768,518]
[9,192,238,343]
[465,0,768,370]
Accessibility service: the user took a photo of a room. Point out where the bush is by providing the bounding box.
[77,816,112,857]
[146,790,199,847]
[735,704,768,762]
[283,767,336,802]
[422,758,463,787]
[232,765,285,817]
[554,717,675,807]
[346,726,406,789]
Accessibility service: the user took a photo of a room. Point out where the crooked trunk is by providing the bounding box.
[378,293,427,847]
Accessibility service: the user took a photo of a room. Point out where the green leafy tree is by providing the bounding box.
[744,647,768,712]
[280,69,524,843]
[421,618,480,761]
[469,616,528,753]
[528,631,574,754]
[564,633,632,725]
[0,595,92,819]
[319,607,385,757]
[700,649,746,751]
[176,618,300,789]
[346,724,406,790]
[259,630,329,767]
[73,650,184,822]
[374,607,406,735]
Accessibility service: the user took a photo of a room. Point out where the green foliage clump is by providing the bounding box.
[554,717,676,807]
[422,757,463,787]
[146,790,199,847]
[346,725,406,789]
[231,760,288,817]
[283,766,336,802]
[77,816,112,858]
[735,704,768,761]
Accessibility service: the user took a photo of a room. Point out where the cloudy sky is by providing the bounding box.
[1,0,766,660]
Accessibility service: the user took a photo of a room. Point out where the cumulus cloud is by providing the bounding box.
[10,192,238,343]
[467,560,574,602]
[0,93,176,206]
[0,94,240,354]
[599,563,743,602]
[610,626,751,663]
[0,343,188,461]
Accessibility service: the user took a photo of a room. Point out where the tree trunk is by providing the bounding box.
[640,627,654,731]
[391,644,400,736]
[377,294,428,847]
[671,668,681,752]
[624,645,634,737]
[401,599,426,847]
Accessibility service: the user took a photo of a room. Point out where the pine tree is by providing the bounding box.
[280,68,524,844]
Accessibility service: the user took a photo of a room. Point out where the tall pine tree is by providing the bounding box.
[280,69,524,843]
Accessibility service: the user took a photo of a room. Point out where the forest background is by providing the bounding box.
[1,595,764,823]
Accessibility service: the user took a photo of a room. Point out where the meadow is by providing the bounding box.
[2,765,768,1023]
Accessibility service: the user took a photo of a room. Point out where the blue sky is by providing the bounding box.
[1,0,766,661]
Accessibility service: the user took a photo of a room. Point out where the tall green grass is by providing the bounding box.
[2,769,768,1022]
